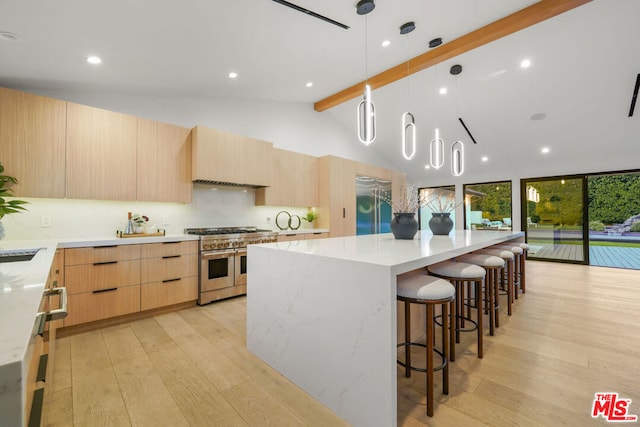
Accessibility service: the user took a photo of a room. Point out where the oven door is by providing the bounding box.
[235,248,247,286]
[200,250,235,292]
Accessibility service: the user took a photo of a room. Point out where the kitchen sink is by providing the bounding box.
[0,248,41,263]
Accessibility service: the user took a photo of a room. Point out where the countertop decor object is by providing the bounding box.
[116,229,166,238]
[390,212,418,239]
[429,212,454,235]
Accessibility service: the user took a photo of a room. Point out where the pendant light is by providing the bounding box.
[450,64,465,176]
[451,140,464,176]
[400,21,416,160]
[429,128,444,169]
[356,0,376,145]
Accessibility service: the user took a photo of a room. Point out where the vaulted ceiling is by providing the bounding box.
[1,0,638,183]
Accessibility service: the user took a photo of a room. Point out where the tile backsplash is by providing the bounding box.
[1,184,312,240]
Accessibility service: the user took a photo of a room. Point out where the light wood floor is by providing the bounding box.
[43,261,640,426]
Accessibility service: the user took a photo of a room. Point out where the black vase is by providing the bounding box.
[429,213,453,235]
[391,213,418,240]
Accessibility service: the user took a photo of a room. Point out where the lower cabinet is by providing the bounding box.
[63,240,198,327]
[277,232,329,242]
[141,276,198,311]
[66,286,141,325]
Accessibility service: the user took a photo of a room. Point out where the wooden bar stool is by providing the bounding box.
[427,261,485,359]
[477,248,515,315]
[455,254,505,336]
[397,273,456,417]
[493,244,526,298]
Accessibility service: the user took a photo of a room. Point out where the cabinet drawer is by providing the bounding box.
[65,260,140,294]
[277,234,302,242]
[141,276,198,311]
[305,232,329,240]
[65,245,140,265]
[64,285,140,326]
[140,241,198,259]
[140,254,197,283]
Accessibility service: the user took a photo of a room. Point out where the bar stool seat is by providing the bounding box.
[427,261,485,359]
[397,274,455,417]
[477,248,515,315]
[455,254,504,336]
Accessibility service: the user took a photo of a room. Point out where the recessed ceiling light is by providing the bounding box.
[381,40,391,47]
[541,147,550,154]
[0,31,20,41]
[228,72,238,79]
[306,82,313,88]
[520,59,531,68]
[439,87,447,95]
[424,165,431,170]
[85,55,102,65]
[481,156,489,162]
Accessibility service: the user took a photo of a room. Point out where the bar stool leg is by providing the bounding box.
[426,303,434,417]
[475,279,483,358]
[404,301,411,378]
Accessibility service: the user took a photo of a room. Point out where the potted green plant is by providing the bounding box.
[0,163,28,219]
[0,162,28,238]
[302,208,318,224]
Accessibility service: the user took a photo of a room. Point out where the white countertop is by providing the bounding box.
[262,229,523,275]
[57,233,200,248]
[0,234,199,364]
[0,240,57,368]
[0,233,200,425]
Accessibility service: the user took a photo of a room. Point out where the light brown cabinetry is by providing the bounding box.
[140,241,198,311]
[255,148,318,207]
[277,232,329,242]
[137,118,192,203]
[192,125,273,187]
[318,156,356,237]
[63,245,141,326]
[62,241,198,327]
[0,87,66,198]
[66,102,138,200]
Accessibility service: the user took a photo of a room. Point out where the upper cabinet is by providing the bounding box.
[66,102,138,201]
[317,156,356,237]
[0,87,66,198]
[255,148,318,207]
[137,118,192,203]
[192,126,273,187]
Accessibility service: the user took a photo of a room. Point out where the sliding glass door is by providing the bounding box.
[522,176,587,263]
[587,172,640,269]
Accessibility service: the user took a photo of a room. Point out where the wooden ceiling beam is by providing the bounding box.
[314,0,592,112]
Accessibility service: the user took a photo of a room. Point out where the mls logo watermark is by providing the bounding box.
[592,393,638,422]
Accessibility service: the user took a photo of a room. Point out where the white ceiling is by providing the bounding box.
[1,0,639,183]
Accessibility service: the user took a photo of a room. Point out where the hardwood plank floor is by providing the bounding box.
[43,261,640,426]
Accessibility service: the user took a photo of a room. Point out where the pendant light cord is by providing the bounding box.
[364,16,369,83]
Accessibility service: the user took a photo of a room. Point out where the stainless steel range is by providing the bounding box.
[185,227,278,305]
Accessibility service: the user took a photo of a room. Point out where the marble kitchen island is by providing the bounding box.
[247,229,523,427]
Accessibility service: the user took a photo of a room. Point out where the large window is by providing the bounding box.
[464,181,512,231]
